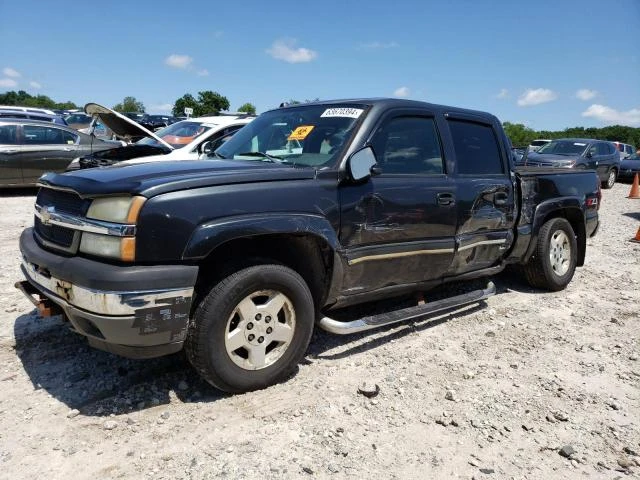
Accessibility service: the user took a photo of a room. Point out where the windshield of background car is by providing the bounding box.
[537,140,588,156]
[136,121,213,149]
[214,104,367,167]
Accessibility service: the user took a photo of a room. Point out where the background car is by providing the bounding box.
[0,105,56,115]
[528,139,551,152]
[0,118,120,186]
[139,114,178,131]
[0,110,67,125]
[612,141,636,159]
[618,152,640,182]
[64,112,93,130]
[518,138,620,188]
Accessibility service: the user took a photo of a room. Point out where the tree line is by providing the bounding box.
[0,90,256,117]
[0,90,78,110]
[503,122,640,149]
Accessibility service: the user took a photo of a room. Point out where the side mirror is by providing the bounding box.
[347,146,378,181]
[201,141,214,156]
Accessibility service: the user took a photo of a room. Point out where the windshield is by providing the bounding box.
[137,120,213,149]
[537,140,588,156]
[215,104,367,167]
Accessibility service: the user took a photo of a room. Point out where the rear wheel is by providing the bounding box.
[185,264,314,393]
[523,217,577,291]
[602,168,617,189]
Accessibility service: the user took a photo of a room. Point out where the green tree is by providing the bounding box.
[237,102,256,115]
[502,122,537,147]
[172,94,198,117]
[0,90,78,110]
[113,96,145,113]
[196,91,230,116]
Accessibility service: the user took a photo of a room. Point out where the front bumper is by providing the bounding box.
[18,228,199,359]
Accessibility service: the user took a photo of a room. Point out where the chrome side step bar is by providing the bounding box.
[318,281,496,335]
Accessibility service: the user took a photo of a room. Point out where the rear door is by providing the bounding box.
[339,109,457,295]
[442,114,517,275]
[20,125,79,183]
[0,124,22,185]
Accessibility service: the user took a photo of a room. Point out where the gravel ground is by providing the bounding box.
[0,183,638,480]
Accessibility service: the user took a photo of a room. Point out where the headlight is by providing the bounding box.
[86,196,146,223]
[80,196,146,261]
[79,233,136,261]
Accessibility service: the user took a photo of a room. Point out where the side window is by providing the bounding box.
[448,120,504,175]
[370,116,444,175]
[23,125,67,145]
[61,130,78,144]
[596,142,609,156]
[0,125,18,145]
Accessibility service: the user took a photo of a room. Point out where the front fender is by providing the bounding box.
[181,213,340,260]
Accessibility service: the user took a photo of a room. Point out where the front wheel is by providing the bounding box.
[185,264,314,393]
[602,168,617,189]
[523,217,577,291]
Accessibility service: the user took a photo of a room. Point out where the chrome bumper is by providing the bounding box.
[21,259,193,316]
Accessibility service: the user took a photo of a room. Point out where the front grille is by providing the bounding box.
[37,188,90,216]
[34,217,75,248]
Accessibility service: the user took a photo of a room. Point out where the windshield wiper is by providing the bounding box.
[235,151,286,163]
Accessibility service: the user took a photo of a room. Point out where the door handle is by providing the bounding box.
[437,192,455,206]
[494,192,509,206]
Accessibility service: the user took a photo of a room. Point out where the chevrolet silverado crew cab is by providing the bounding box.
[17,99,601,393]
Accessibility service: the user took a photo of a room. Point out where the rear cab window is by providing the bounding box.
[448,119,504,175]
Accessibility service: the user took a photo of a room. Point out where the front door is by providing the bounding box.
[20,125,79,183]
[339,113,457,295]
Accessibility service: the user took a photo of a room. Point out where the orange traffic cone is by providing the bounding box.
[629,173,640,199]
[632,225,640,243]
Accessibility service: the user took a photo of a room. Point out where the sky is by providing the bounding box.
[1,0,639,131]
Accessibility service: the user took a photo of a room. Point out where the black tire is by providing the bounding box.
[523,217,577,291]
[185,264,314,393]
[602,168,617,189]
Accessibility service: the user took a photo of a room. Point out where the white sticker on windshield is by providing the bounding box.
[320,108,364,119]
[574,143,586,146]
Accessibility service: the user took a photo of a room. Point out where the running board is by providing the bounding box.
[318,281,496,335]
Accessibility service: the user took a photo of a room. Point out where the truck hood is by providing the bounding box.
[84,103,174,150]
[523,152,581,166]
[38,160,317,198]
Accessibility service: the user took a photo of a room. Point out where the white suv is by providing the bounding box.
[612,141,636,159]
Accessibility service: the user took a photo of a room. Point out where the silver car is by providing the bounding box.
[0,119,120,187]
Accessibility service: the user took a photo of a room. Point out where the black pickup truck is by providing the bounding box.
[17,99,601,393]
